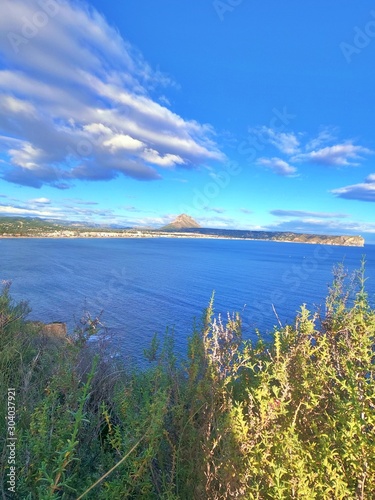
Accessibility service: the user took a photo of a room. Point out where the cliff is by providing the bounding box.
[157,227,365,247]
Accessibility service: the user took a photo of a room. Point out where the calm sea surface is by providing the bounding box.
[1,238,374,363]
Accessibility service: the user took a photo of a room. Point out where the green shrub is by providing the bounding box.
[0,262,374,499]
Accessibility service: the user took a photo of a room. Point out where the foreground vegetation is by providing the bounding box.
[1,263,374,499]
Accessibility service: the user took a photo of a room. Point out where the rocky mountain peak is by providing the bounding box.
[161,214,201,230]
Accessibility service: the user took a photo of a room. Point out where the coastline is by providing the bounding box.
[0,231,365,247]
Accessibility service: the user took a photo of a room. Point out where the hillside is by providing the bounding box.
[0,217,70,235]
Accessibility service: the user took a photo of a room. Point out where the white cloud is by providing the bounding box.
[254,127,300,155]
[0,199,117,222]
[253,126,371,177]
[103,134,144,152]
[1,95,36,115]
[195,215,237,228]
[305,127,337,151]
[256,157,297,176]
[204,207,226,214]
[0,0,224,188]
[270,209,349,218]
[29,197,51,204]
[331,174,375,202]
[293,143,372,167]
[0,204,56,217]
[141,149,184,167]
[83,123,113,136]
[8,143,46,170]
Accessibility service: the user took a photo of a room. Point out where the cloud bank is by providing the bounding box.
[0,0,224,188]
[292,143,372,167]
[270,209,349,219]
[332,174,375,202]
[252,125,372,176]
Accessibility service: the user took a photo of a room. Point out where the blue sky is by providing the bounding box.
[0,0,374,241]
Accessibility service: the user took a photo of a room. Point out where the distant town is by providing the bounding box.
[0,214,365,247]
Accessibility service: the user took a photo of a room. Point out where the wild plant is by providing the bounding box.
[1,262,374,499]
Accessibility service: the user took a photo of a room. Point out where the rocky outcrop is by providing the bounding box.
[30,321,68,338]
[269,233,365,247]
[41,322,67,338]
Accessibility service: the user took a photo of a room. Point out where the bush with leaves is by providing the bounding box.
[1,262,374,499]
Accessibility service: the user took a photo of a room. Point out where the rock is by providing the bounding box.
[41,322,67,338]
[29,321,67,338]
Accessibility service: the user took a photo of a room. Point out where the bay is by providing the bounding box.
[1,238,374,363]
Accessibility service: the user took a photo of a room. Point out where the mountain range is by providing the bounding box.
[0,215,365,246]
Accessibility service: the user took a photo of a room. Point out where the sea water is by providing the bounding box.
[1,238,374,363]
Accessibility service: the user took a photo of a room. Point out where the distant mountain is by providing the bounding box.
[0,216,132,232]
[161,214,201,230]
[0,216,68,233]
[0,215,365,246]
